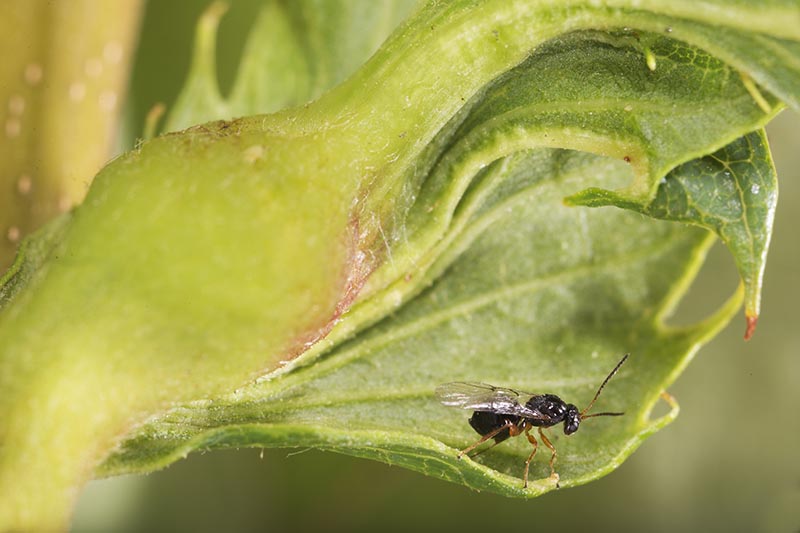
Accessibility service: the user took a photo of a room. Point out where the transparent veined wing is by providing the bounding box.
[435,381,539,417]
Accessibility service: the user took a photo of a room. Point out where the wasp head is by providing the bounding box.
[564,404,581,435]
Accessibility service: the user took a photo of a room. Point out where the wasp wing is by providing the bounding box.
[435,381,541,418]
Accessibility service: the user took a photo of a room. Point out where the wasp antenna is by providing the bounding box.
[581,411,625,419]
[580,353,629,418]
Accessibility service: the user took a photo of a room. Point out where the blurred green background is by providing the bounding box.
[71,2,800,531]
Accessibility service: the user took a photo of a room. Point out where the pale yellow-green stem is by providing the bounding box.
[0,0,143,269]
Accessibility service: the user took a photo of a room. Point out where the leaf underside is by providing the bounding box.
[101,147,737,496]
[92,2,798,496]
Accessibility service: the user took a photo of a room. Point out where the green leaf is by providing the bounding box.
[99,148,739,496]
[568,130,778,338]
[1,1,799,528]
[97,18,785,495]
[164,0,419,131]
[321,29,780,355]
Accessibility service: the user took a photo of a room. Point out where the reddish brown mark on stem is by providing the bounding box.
[282,212,377,361]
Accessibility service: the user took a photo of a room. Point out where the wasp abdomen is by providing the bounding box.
[468,411,522,443]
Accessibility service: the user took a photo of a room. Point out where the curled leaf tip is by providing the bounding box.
[744,314,759,340]
[202,1,229,25]
[143,103,166,140]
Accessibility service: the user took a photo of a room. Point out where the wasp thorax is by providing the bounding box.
[525,393,566,419]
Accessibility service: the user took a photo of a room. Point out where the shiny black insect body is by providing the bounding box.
[435,354,628,488]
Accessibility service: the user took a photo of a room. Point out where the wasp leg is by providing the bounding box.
[522,426,539,489]
[467,439,502,458]
[469,420,526,458]
[457,420,515,459]
[538,428,560,487]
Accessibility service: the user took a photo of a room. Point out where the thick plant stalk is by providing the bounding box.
[0,0,143,528]
[0,0,143,269]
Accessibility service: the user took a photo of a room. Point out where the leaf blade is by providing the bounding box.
[568,130,778,337]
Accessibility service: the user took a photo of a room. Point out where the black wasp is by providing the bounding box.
[435,354,628,488]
